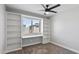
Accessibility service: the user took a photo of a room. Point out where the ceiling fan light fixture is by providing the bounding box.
[45,12,49,14]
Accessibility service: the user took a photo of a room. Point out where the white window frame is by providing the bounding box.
[21,15,43,38]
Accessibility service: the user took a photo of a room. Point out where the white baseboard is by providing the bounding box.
[5,42,41,53]
[50,42,79,54]
[4,48,22,54]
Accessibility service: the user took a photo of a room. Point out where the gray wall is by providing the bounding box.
[50,5,79,53]
[0,4,6,53]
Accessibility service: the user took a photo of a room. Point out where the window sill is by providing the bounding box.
[22,34,43,39]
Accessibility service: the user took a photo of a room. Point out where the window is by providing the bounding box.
[21,15,42,37]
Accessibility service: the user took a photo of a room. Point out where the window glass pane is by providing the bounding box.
[22,17,32,36]
[32,19,40,34]
[21,16,41,36]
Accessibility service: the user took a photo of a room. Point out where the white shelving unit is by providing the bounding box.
[6,12,43,53]
[5,11,50,53]
[6,12,22,53]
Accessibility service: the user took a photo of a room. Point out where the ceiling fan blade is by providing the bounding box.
[41,4,46,9]
[49,11,57,13]
[49,4,60,10]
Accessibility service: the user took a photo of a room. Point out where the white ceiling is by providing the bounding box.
[6,4,79,17]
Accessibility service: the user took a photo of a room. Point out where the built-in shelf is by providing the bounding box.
[22,34,43,39]
[6,12,45,53]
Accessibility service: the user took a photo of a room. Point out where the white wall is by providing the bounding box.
[50,6,79,53]
[0,4,5,53]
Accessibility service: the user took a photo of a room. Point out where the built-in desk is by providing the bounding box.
[22,34,43,47]
[22,34,43,39]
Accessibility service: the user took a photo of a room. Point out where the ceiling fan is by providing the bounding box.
[40,4,61,15]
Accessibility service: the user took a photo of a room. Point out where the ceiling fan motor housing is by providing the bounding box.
[45,9,50,12]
